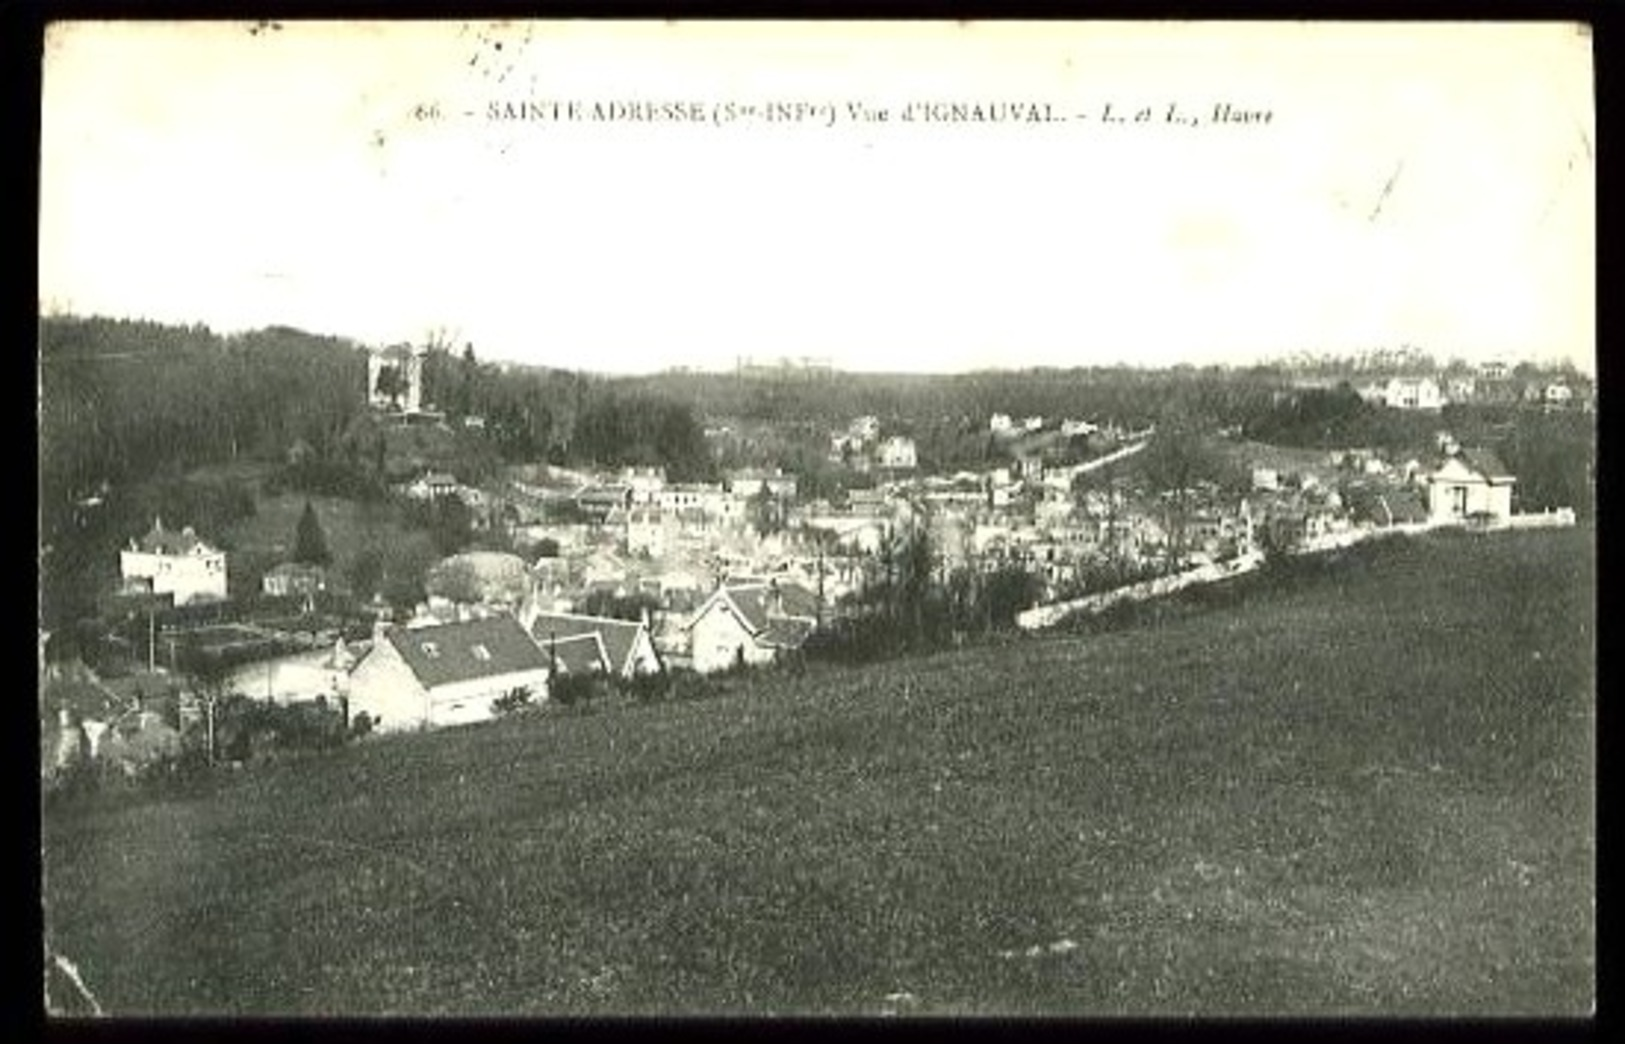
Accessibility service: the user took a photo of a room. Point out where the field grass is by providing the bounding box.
[41,527,1594,1018]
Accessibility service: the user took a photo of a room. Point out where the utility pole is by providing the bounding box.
[147,608,155,673]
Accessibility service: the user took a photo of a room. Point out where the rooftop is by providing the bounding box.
[385,615,549,689]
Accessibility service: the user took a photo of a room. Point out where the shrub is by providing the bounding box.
[350,711,374,738]
[550,672,602,708]
[492,685,537,716]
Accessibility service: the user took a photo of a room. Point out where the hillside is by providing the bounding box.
[41,527,1594,1017]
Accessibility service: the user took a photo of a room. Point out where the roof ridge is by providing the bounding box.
[532,611,641,628]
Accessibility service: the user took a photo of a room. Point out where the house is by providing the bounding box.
[877,436,918,470]
[526,611,662,679]
[119,518,228,605]
[346,615,554,733]
[625,506,667,557]
[1427,449,1516,524]
[729,468,799,501]
[405,471,459,501]
[1445,376,1477,403]
[657,483,723,514]
[1344,484,1427,528]
[576,484,633,519]
[1381,376,1445,411]
[1544,382,1574,406]
[621,465,667,503]
[261,562,328,599]
[687,579,820,674]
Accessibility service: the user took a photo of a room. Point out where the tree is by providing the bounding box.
[292,500,332,566]
[347,547,384,601]
[428,557,484,605]
[1141,408,1224,570]
[747,488,785,538]
[428,495,475,556]
[373,364,406,411]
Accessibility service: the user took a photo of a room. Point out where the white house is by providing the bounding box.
[620,465,668,504]
[1427,449,1516,524]
[877,436,919,470]
[405,471,459,501]
[346,615,553,733]
[729,468,799,501]
[526,611,663,679]
[687,579,820,674]
[658,483,724,514]
[261,562,327,599]
[625,506,668,558]
[119,519,228,605]
[1381,377,1445,411]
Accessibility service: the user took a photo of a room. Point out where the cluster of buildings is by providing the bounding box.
[77,386,1549,754]
[829,416,918,472]
[1351,366,1589,412]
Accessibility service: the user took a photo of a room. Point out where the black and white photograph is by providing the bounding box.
[38,20,1594,1019]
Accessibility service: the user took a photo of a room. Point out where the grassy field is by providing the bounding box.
[220,491,430,592]
[41,527,1594,1018]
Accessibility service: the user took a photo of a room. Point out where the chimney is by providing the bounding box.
[769,578,784,617]
[372,618,390,644]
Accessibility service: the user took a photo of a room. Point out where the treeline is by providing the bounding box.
[41,318,365,525]
[620,365,1294,433]
[40,316,715,514]
[807,526,1045,663]
[418,343,711,479]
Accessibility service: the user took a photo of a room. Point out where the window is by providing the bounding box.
[471,644,491,661]
[1450,486,1469,517]
[422,642,440,658]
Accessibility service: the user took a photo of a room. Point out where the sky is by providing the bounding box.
[39,21,1595,375]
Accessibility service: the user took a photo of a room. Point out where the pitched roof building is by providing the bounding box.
[527,611,663,679]
[1427,448,1516,524]
[347,615,553,733]
[119,518,227,605]
[686,578,820,674]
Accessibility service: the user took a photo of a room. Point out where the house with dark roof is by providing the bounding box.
[1427,449,1516,524]
[526,611,662,680]
[686,578,820,674]
[346,614,553,732]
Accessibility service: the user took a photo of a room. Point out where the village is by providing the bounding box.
[39,340,1588,784]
